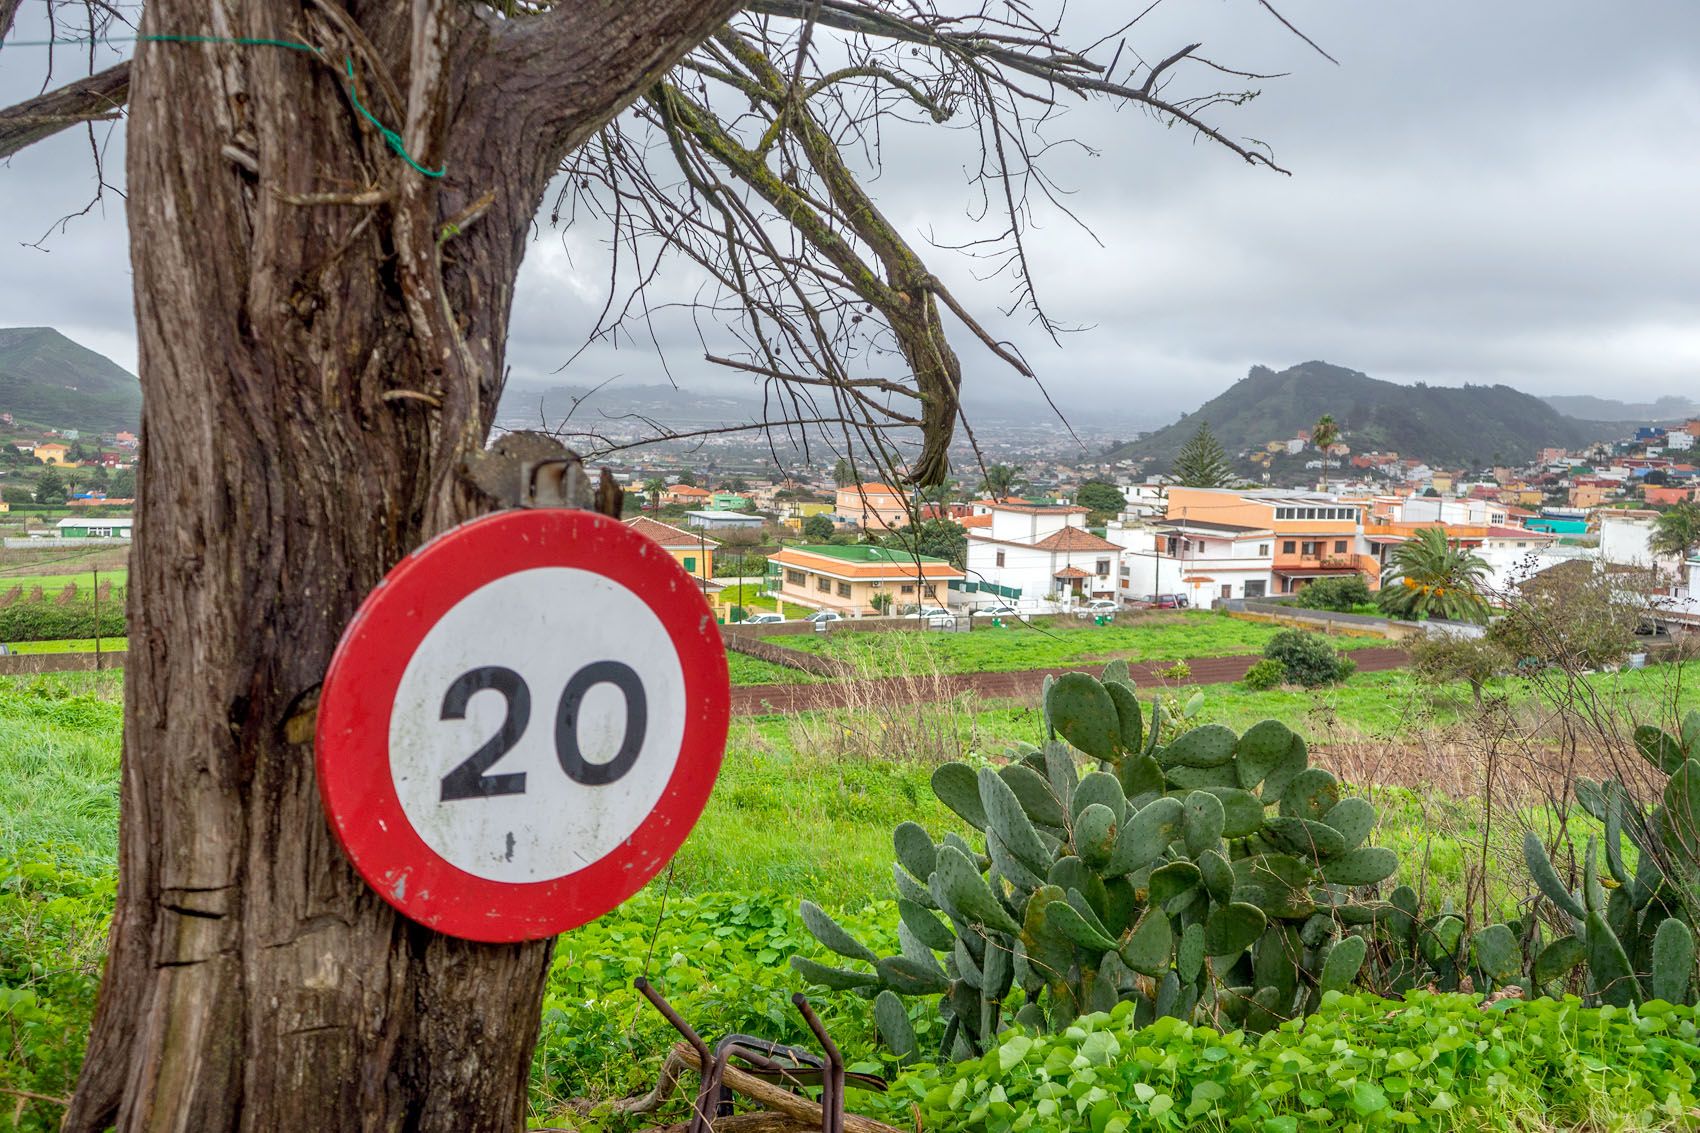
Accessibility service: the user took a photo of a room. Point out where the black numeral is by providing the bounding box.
[556,661,647,786]
[437,662,647,801]
[439,666,531,801]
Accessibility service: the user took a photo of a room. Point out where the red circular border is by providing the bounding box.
[315,509,729,942]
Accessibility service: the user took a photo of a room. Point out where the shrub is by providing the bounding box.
[1154,659,1190,681]
[1263,628,1352,687]
[1289,575,1370,612]
[1240,658,1285,690]
[0,597,126,642]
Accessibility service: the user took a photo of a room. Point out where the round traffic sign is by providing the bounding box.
[315,508,729,942]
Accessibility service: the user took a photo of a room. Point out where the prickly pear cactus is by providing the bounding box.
[791,664,1407,1057]
[1514,709,1700,1007]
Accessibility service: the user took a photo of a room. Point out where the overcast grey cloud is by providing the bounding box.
[2,1,1697,426]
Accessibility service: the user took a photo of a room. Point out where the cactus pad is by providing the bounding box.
[802,900,878,963]
[1280,768,1341,821]
[1120,909,1174,976]
[791,955,880,991]
[1320,846,1398,887]
[874,990,920,1060]
[999,763,1068,829]
[1161,724,1238,768]
[1048,672,1122,760]
[1204,902,1268,956]
[1184,790,1227,857]
[1074,803,1120,869]
[1107,796,1184,876]
[1105,679,1145,755]
[931,763,989,830]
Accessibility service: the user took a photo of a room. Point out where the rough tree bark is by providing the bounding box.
[66,2,741,1129]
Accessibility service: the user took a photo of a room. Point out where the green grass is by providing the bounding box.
[725,651,817,686]
[7,637,129,653]
[782,610,1382,677]
[0,571,127,592]
[0,674,123,869]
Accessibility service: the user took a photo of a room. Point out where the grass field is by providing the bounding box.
[779,610,1381,676]
[0,572,128,592]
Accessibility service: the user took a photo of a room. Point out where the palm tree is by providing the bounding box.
[641,476,668,508]
[1376,527,1492,623]
[1312,414,1340,486]
[832,457,858,488]
[977,463,1025,499]
[1650,501,1700,563]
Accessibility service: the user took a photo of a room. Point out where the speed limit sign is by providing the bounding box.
[315,509,729,942]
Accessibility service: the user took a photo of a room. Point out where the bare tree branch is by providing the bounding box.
[0,60,128,160]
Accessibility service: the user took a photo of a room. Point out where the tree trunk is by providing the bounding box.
[67,2,739,1129]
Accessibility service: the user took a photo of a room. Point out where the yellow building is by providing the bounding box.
[32,442,75,466]
[770,544,963,615]
[625,516,719,579]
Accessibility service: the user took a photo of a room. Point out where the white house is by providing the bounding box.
[963,502,1122,609]
[1107,519,1277,608]
[1598,511,1678,575]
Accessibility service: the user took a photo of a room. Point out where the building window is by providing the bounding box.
[1301,541,1320,557]
[818,577,832,592]
[787,569,806,586]
[1096,559,1110,577]
[683,556,696,572]
[837,582,852,598]
[1334,540,1347,554]
[1283,541,1296,554]
[1258,544,1270,556]
[1245,580,1267,598]
[995,550,1005,567]
[900,584,915,594]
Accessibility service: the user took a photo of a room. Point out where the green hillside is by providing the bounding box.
[0,327,142,434]
[1110,360,1602,471]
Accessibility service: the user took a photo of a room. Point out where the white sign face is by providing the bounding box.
[387,567,687,884]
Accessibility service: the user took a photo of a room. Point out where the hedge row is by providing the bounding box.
[0,599,126,642]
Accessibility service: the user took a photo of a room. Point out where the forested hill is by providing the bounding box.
[1108,361,1602,470]
[0,327,142,433]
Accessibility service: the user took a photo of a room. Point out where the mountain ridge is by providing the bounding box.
[1107,360,1603,470]
[1541,393,1699,424]
[0,327,143,433]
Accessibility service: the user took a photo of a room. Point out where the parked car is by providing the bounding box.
[742,613,786,624]
[1135,593,1188,609]
[899,605,951,619]
[977,603,1020,616]
[1084,599,1120,612]
[804,610,843,623]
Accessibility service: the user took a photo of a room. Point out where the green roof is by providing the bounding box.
[787,543,950,564]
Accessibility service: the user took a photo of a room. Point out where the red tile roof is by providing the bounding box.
[1053,566,1091,579]
[625,516,720,548]
[1031,527,1122,552]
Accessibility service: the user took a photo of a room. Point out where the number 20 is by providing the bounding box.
[437,662,647,801]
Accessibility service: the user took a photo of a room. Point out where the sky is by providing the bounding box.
[2,0,1697,428]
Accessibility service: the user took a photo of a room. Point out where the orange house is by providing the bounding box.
[835,482,911,532]
[1163,487,1379,595]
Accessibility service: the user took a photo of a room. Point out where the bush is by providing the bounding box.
[1288,575,1371,612]
[1263,628,1353,687]
[892,993,1700,1133]
[1241,657,1286,690]
[0,597,126,642]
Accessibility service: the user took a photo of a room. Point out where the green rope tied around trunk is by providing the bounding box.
[4,34,444,177]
